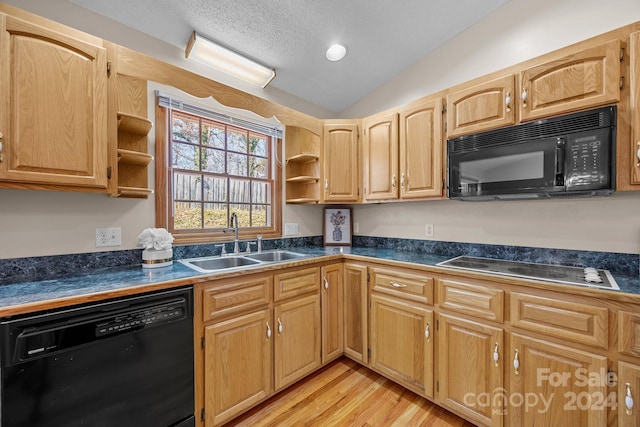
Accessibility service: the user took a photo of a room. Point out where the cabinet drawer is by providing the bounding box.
[202,276,271,322]
[619,311,640,357]
[274,267,320,301]
[370,266,433,304]
[437,278,504,322]
[511,292,608,348]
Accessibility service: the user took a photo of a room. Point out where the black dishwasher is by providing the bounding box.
[0,286,194,427]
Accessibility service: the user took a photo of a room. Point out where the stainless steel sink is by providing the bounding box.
[244,250,306,262]
[179,255,261,273]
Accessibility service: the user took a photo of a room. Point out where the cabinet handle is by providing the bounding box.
[493,343,500,367]
[513,349,520,375]
[626,383,634,416]
[325,179,329,190]
[391,175,396,189]
[636,143,640,167]
[390,282,407,288]
[266,322,272,339]
[323,276,329,290]
[505,91,512,112]
[277,318,283,335]
[400,174,405,188]
[0,132,3,163]
[424,322,430,341]
[521,86,528,108]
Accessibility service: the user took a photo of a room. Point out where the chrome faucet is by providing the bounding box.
[229,212,240,254]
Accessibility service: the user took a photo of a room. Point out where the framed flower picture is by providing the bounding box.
[323,208,352,246]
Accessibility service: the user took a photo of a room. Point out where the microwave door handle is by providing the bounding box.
[555,138,566,184]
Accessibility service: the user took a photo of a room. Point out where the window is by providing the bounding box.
[156,96,282,243]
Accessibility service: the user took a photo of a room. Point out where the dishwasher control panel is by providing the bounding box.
[95,302,185,337]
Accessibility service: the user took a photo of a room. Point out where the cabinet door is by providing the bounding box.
[0,15,107,189]
[274,294,321,391]
[204,309,272,427]
[618,361,640,427]
[519,39,621,122]
[370,293,433,397]
[398,97,444,199]
[343,262,368,364]
[321,263,343,363]
[362,112,398,201]
[322,123,359,202]
[509,333,607,427]
[446,74,516,138]
[630,31,640,186]
[437,313,504,427]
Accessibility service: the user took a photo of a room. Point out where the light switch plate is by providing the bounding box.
[284,223,299,236]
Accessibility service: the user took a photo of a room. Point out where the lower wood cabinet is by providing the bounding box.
[508,333,607,427]
[204,309,272,427]
[343,262,368,364]
[321,263,343,363]
[618,361,640,427]
[369,293,433,397]
[437,313,504,427]
[274,293,321,391]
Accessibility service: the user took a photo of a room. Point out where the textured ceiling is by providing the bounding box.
[68,0,510,113]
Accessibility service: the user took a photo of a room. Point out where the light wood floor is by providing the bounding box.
[223,357,477,427]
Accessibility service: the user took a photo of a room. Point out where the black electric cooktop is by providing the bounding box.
[437,256,619,290]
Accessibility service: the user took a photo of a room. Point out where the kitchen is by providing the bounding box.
[1,0,640,426]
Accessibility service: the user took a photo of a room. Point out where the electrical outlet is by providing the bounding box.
[353,222,359,233]
[96,227,122,247]
[284,223,299,236]
[425,224,434,237]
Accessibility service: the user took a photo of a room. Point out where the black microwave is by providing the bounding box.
[447,106,616,201]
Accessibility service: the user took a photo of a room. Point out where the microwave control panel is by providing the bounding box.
[565,131,610,191]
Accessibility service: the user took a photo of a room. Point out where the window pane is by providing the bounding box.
[172,113,199,144]
[201,148,225,173]
[230,204,251,228]
[249,135,267,156]
[229,179,250,203]
[228,129,247,153]
[203,123,225,148]
[173,172,202,201]
[252,205,270,227]
[174,201,202,229]
[203,176,226,202]
[251,181,270,204]
[228,152,248,176]
[249,156,267,178]
[172,142,199,170]
[204,203,227,228]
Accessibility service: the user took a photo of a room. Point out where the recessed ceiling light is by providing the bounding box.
[326,44,347,62]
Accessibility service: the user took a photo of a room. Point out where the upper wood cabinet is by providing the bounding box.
[399,97,444,199]
[519,39,622,122]
[628,31,640,186]
[0,13,108,191]
[322,122,359,203]
[362,111,399,201]
[446,74,516,138]
[285,126,321,204]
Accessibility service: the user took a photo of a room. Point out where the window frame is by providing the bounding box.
[155,103,282,244]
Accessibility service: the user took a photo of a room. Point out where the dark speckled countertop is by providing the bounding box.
[1,245,639,317]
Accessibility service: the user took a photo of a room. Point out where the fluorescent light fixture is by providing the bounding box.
[185,31,276,88]
[326,44,347,61]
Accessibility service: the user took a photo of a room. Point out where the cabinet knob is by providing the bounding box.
[400,174,405,188]
[636,144,640,167]
[424,322,430,341]
[323,277,329,290]
[493,343,500,367]
[325,179,329,190]
[505,91,512,112]
[266,322,272,339]
[0,132,3,163]
[521,86,528,108]
[513,349,520,375]
[277,318,283,335]
[391,175,396,189]
[626,383,634,416]
[390,281,407,288]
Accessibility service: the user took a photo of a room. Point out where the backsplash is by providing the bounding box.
[0,235,636,286]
